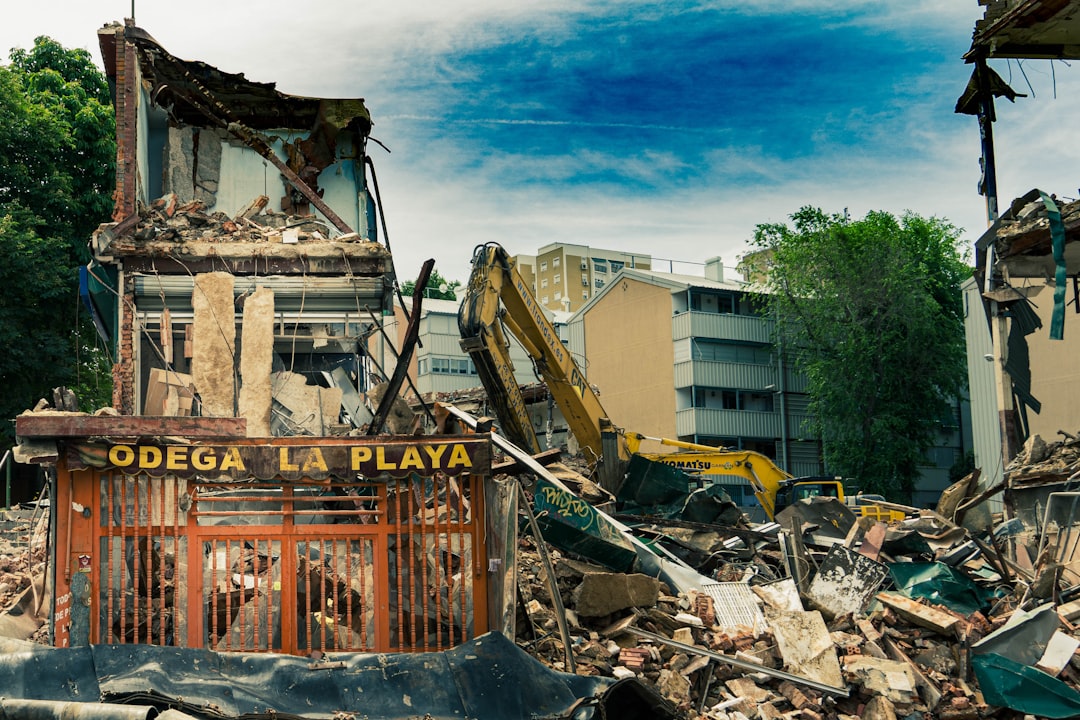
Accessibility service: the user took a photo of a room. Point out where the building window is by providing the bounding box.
[542,295,549,304]
[610,260,624,273]
[429,357,477,375]
[418,358,428,374]
[541,261,548,272]
[541,278,548,289]
[692,387,773,412]
[594,278,605,288]
[553,273,560,284]
[553,257,560,267]
[594,261,608,274]
[554,291,562,300]
[690,291,736,314]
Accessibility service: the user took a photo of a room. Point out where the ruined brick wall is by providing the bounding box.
[111,22,137,222]
[112,292,135,413]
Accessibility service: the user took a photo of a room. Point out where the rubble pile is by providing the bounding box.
[508,451,1080,720]
[0,507,45,612]
[122,193,345,246]
[0,505,49,645]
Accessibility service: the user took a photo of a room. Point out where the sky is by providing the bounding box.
[3,1,1079,283]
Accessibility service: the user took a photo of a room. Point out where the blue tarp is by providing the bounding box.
[0,632,672,720]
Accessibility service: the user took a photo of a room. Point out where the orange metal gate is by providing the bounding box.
[91,472,486,651]
[87,468,486,654]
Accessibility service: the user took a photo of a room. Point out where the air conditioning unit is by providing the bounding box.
[580,261,587,270]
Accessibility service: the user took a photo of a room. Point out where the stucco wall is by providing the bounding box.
[1018,280,1080,440]
[582,278,676,438]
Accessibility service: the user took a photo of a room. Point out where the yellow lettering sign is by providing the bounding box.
[139,445,163,469]
[301,448,328,473]
[109,445,134,467]
[191,447,215,471]
[219,447,245,471]
[376,446,396,470]
[279,447,299,472]
[447,444,472,469]
[166,445,188,470]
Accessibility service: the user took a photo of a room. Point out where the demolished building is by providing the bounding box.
[12,20,519,666]
[9,10,1080,720]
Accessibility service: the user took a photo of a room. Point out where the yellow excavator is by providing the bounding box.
[457,242,902,522]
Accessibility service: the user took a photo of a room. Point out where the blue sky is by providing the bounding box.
[4,1,1079,283]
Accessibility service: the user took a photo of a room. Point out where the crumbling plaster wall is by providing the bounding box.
[239,287,275,436]
[192,272,236,417]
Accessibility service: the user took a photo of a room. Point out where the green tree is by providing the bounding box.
[400,269,461,300]
[749,207,969,500]
[0,37,115,439]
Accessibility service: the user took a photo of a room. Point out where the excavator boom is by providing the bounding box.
[458,243,625,463]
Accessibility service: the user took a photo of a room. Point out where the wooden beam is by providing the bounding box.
[16,414,246,439]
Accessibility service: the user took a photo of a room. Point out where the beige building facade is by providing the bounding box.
[514,243,652,313]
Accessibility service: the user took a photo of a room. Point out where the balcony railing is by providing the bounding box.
[673,361,775,390]
[672,311,773,345]
[675,408,781,438]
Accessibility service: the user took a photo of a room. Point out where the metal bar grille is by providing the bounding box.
[98,474,185,646]
[93,473,483,654]
[700,581,767,634]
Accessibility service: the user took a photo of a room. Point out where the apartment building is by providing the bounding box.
[514,243,652,313]
[567,258,969,508]
[561,258,810,506]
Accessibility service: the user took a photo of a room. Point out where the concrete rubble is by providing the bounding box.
[499,430,1080,719]
[7,411,1080,720]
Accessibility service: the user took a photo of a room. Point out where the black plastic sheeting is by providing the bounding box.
[0,633,677,720]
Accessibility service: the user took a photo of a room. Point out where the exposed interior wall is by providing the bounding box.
[1016,279,1080,439]
[582,278,676,439]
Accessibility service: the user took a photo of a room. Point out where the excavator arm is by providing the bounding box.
[458,246,540,454]
[458,243,628,464]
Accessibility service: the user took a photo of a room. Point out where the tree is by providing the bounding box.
[749,207,969,500]
[0,37,115,441]
[400,268,461,300]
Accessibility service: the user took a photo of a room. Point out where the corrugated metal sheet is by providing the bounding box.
[131,275,387,312]
[963,278,1005,502]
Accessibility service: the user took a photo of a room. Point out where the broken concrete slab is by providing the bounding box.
[239,287,274,437]
[805,545,888,619]
[840,655,917,704]
[752,578,802,612]
[271,371,343,436]
[191,272,236,417]
[572,573,659,617]
[861,695,898,720]
[763,606,844,690]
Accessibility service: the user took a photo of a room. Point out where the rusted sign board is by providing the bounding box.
[42,434,496,656]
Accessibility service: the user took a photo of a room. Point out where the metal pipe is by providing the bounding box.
[2,448,11,508]
[628,627,849,697]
